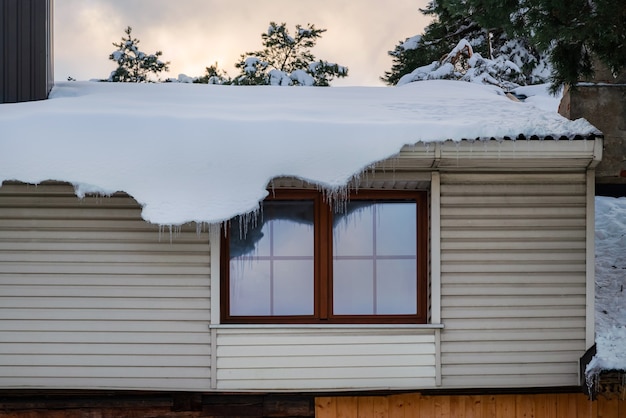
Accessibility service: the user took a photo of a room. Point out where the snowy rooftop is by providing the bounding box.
[0,80,598,225]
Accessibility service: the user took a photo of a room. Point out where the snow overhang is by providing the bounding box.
[0,80,601,226]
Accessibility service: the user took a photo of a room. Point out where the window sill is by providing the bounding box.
[209,323,444,330]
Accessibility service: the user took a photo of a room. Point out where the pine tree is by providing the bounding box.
[385,0,625,90]
[515,0,625,89]
[107,26,170,83]
[194,63,232,85]
[233,22,348,86]
[382,2,485,86]
[382,1,549,88]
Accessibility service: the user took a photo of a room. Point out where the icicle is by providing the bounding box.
[453,140,461,167]
[195,222,205,236]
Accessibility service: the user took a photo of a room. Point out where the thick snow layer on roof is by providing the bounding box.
[0,80,597,225]
[587,196,626,378]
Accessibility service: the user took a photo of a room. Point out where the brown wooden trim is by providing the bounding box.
[221,189,429,324]
[318,191,330,320]
[219,220,231,323]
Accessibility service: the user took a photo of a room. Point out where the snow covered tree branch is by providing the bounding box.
[384,0,625,91]
[233,22,348,86]
[107,26,170,83]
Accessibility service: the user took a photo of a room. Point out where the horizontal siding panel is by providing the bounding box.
[440,329,585,342]
[0,331,210,344]
[441,340,585,353]
[0,263,209,275]
[442,218,585,228]
[218,377,436,391]
[441,374,578,388]
[0,320,206,333]
[441,206,586,218]
[0,343,210,356]
[442,284,585,296]
[0,182,212,391]
[0,241,207,252]
[0,377,209,391]
[442,307,584,318]
[442,351,583,364]
[442,272,585,285]
[0,275,209,287]
[218,354,436,369]
[0,229,193,241]
[442,263,585,273]
[218,342,433,357]
[442,182,587,195]
[442,229,585,240]
[0,366,210,379]
[441,251,585,262]
[0,354,209,367]
[439,173,588,389]
[0,207,145,219]
[444,363,577,376]
[0,286,209,298]
[0,297,210,310]
[216,328,437,390]
[441,239,586,251]
[440,173,587,183]
[441,295,586,307]
[440,195,585,206]
[0,309,210,321]
[0,252,208,263]
[218,366,434,380]
[0,195,143,207]
[444,317,585,330]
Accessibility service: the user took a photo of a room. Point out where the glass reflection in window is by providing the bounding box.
[333,201,417,315]
[229,200,315,316]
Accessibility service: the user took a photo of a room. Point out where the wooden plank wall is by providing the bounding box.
[316,393,625,418]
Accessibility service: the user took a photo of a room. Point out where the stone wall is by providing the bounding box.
[559,64,626,188]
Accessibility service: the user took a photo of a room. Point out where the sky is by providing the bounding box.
[53,0,432,86]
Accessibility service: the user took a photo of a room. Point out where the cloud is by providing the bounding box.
[54,0,431,85]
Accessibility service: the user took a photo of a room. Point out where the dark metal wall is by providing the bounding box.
[0,0,53,103]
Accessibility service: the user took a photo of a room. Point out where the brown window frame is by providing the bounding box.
[220,189,428,324]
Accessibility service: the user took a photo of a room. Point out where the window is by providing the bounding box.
[220,190,428,323]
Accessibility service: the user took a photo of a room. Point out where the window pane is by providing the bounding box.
[274,260,314,315]
[333,203,374,256]
[230,200,314,316]
[230,259,271,315]
[333,200,417,316]
[376,203,416,256]
[376,260,417,314]
[333,260,374,314]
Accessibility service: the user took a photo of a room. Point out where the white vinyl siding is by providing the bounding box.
[0,182,212,391]
[214,327,437,390]
[439,173,588,388]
